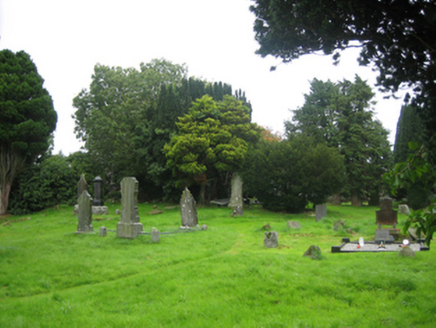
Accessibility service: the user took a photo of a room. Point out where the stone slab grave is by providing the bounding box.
[76,190,93,233]
[116,177,143,239]
[332,237,429,253]
[315,204,327,222]
[180,188,198,228]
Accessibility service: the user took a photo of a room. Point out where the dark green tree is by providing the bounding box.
[0,50,57,214]
[250,0,436,148]
[287,76,392,206]
[240,136,345,212]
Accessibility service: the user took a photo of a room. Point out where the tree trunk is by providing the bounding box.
[351,192,362,207]
[331,193,341,205]
[199,183,206,206]
[0,182,12,215]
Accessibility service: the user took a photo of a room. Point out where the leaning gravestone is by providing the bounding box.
[77,190,93,233]
[116,177,143,239]
[287,221,302,229]
[315,204,327,222]
[264,231,278,248]
[180,188,198,228]
[228,174,243,209]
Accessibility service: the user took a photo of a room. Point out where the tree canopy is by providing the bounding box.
[250,0,436,137]
[0,49,57,214]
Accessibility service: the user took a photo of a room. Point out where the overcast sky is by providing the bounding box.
[1,0,407,155]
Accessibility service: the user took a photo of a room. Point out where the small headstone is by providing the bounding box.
[231,205,243,217]
[77,174,88,199]
[287,221,302,229]
[180,188,198,228]
[228,173,243,208]
[116,177,143,239]
[375,229,394,243]
[115,209,120,215]
[399,246,415,257]
[303,245,322,260]
[151,227,160,243]
[315,204,327,222]
[264,231,278,248]
[398,204,411,215]
[334,219,346,231]
[261,223,271,231]
[200,224,208,231]
[77,190,93,233]
[99,226,107,237]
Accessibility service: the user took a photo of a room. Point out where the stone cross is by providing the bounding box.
[180,188,198,228]
[116,177,143,238]
[228,173,243,209]
[77,190,93,233]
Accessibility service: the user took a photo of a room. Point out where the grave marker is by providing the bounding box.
[180,188,198,228]
[77,190,93,233]
[228,173,243,209]
[116,177,143,239]
[264,231,278,248]
[315,204,327,222]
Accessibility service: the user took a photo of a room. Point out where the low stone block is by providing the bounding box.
[399,246,415,257]
[303,245,322,260]
[264,231,278,248]
[116,222,143,239]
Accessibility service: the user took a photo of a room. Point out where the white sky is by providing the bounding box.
[1,0,406,155]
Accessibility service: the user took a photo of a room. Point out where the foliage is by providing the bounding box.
[0,49,57,214]
[250,0,436,136]
[286,76,392,205]
[165,95,260,204]
[8,154,77,214]
[240,136,345,212]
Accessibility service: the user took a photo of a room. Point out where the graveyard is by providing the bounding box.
[1,199,435,327]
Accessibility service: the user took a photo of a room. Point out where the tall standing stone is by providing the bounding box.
[180,188,198,228]
[77,174,88,199]
[117,177,143,239]
[228,173,243,209]
[93,176,104,206]
[77,190,93,233]
[315,204,327,222]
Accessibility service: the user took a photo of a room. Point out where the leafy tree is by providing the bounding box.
[286,76,392,205]
[0,50,57,214]
[8,154,76,214]
[240,136,345,212]
[250,0,436,138]
[164,95,260,204]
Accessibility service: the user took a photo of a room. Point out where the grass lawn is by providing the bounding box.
[0,203,435,327]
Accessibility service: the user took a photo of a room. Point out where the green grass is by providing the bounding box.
[1,203,435,327]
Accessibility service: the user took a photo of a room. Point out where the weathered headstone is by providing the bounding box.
[116,177,143,239]
[77,174,88,199]
[151,227,160,243]
[99,226,107,237]
[264,231,278,248]
[77,190,93,233]
[399,246,415,257]
[398,204,411,215]
[303,245,322,260]
[200,224,208,231]
[93,176,104,206]
[228,174,243,209]
[287,221,302,229]
[180,188,198,228]
[375,229,394,243]
[315,204,327,222]
[376,197,398,228]
[231,205,243,217]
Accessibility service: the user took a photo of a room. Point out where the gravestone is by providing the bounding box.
[77,174,88,199]
[228,174,243,209]
[231,205,243,217]
[151,227,160,243]
[200,224,208,230]
[376,197,398,229]
[93,176,104,206]
[99,226,107,237]
[375,229,394,243]
[399,246,415,257]
[77,190,93,233]
[334,219,346,231]
[116,177,143,239]
[315,204,327,222]
[303,245,322,260]
[398,204,411,215]
[264,231,278,248]
[287,221,302,229]
[180,188,198,228]
[92,206,108,215]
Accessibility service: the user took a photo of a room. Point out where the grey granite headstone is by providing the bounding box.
[228,174,243,209]
[116,177,143,239]
[99,226,107,237]
[180,188,198,228]
[315,204,327,221]
[287,221,302,229]
[151,227,160,243]
[77,190,93,233]
[264,231,278,248]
